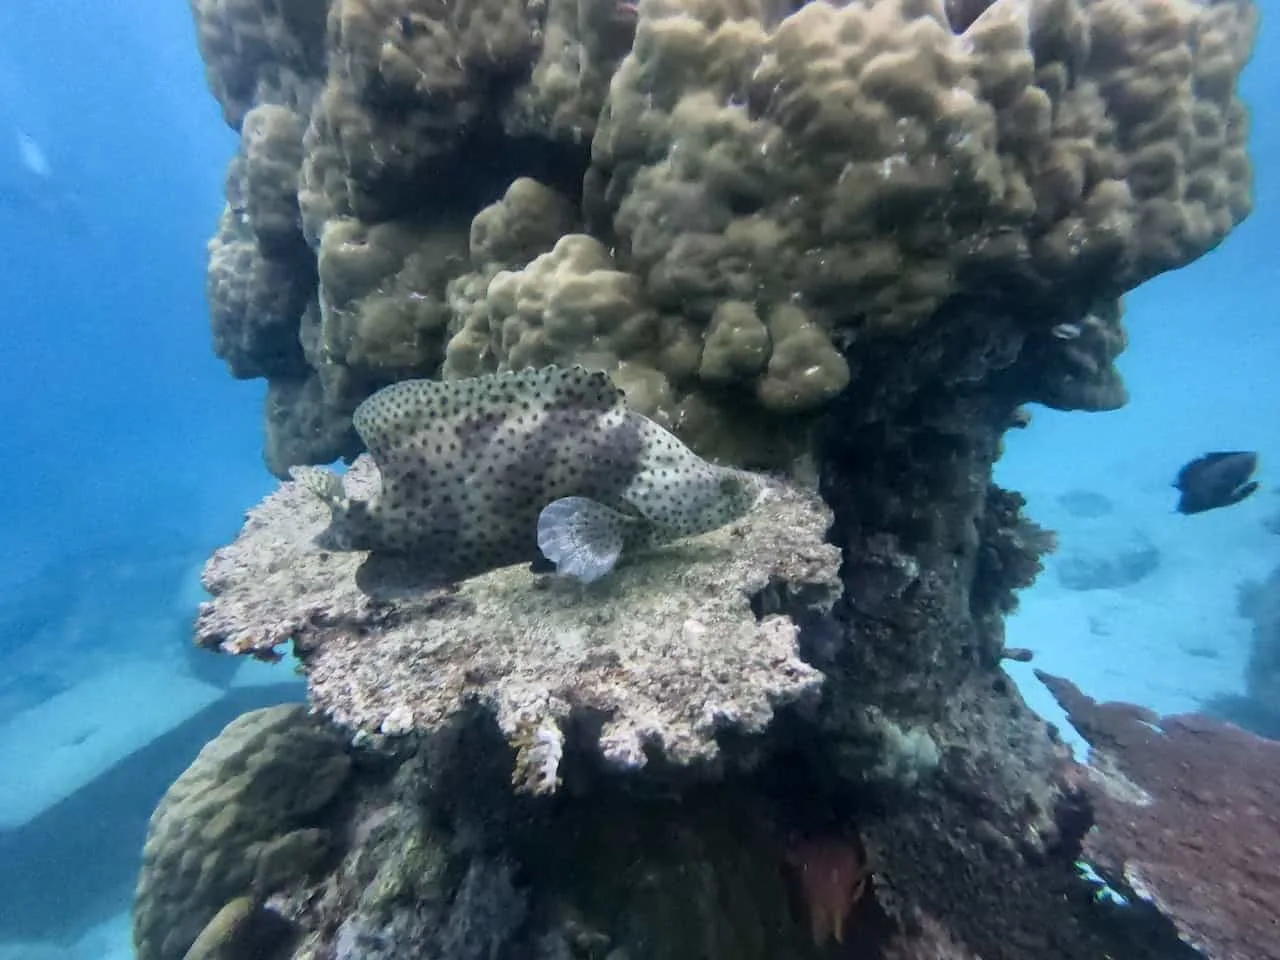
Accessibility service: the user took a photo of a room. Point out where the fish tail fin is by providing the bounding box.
[290,465,372,551]
[1226,480,1261,506]
[537,497,633,583]
[289,465,346,508]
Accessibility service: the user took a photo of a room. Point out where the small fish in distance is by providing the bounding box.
[1173,451,1260,514]
[290,364,769,585]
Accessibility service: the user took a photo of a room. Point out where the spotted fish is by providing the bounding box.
[290,365,768,584]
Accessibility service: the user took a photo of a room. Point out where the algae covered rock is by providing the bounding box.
[133,704,351,960]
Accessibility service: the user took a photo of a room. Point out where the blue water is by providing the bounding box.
[0,5,301,955]
[0,1,1274,956]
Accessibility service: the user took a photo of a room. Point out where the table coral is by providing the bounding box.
[1038,671,1280,960]
[197,456,838,781]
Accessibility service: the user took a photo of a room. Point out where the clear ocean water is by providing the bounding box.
[0,0,1274,956]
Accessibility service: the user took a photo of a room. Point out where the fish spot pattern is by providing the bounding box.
[296,364,767,581]
[350,365,644,578]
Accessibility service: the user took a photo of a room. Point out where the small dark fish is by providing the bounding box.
[1173,451,1260,514]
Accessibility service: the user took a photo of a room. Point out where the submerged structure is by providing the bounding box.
[143,0,1271,956]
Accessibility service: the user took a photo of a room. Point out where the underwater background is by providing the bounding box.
[0,0,1275,957]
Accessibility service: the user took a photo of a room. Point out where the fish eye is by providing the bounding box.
[719,475,741,495]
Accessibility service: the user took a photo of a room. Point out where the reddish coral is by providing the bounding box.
[1038,671,1280,960]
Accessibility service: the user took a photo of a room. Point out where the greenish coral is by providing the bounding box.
[444,178,580,379]
[502,0,639,142]
[239,104,308,257]
[317,216,470,383]
[207,102,313,382]
[188,0,327,129]
[263,373,358,479]
[468,177,578,270]
[296,0,542,234]
[133,704,351,960]
[753,304,852,414]
[699,301,771,384]
[475,235,657,369]
[206,204,312,381]
[443,234,844,459]
[588,0,1255,420]
[179,895,293,960]
[444,232,693,426]
[194,0,1258,471]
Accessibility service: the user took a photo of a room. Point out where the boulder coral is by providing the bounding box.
[191,0,1256,477]
[132,704,351,960]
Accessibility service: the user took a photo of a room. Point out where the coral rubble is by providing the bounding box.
[172,0,1263,955]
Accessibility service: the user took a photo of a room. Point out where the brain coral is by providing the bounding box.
[133,704,351,960]
[189,0,1257,474]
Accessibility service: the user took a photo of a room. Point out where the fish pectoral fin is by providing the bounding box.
[537,497,637,584]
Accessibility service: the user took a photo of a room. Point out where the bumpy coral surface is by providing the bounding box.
[197,456,839,784]
[190,0,328,128]
[133,704,351,960]
[190,0,1258,475]
[596,0,1254,327]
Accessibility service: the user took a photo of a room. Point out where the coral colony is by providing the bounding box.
[137,0,1271,958]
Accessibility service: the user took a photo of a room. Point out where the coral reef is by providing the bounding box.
[133,704,351,960]
[178,0,1263,955]
[1039,671,1280,960]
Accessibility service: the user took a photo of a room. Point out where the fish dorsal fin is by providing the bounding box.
[352,365,625,463]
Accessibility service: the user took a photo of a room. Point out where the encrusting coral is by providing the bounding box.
[177,0,1263,955]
